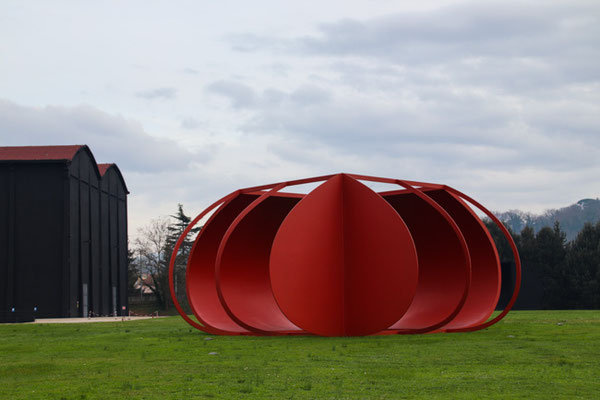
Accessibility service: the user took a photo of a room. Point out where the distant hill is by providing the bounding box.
[495,198,600,241]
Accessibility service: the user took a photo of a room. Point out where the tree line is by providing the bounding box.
[128,204,600,311]
[485,220,600,309]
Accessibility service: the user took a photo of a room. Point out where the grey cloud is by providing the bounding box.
[306,2,599,92]
[0,99,202,173]
[229,1,599,93]
[290,85,331,106]
[266,63,291,77]
[234,80,599,174]
[247,89,509,145]
[206,80,333,110]
[262,88,287,105]
[214,1,599,194]
[136,87,177,99]
[300,2,598,59]
[180,117,200,130]
[227,33,283,53]
[206,80,258,109]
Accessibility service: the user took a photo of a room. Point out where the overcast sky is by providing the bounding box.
[1,0,598,238]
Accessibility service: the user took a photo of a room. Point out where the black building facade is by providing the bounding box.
[0,145,128,322]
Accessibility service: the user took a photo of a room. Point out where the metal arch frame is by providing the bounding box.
[213,183,301,336]
[440,190,502,330]
[212,174,339,335]
[369,184,501,332]
[347,174,520,331]
[348,174,472,334]
[391,179,471,333]
[442,185,521,332]
[168,191,241,335]
[182,190,250,335]
[169,175,335,336]
[437,189,502,330]
[168,173,521,336]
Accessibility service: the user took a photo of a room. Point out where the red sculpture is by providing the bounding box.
[169,173,521,336]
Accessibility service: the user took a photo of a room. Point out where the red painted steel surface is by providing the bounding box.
[383,191,469,332]
[426,190,500,330]
[169,173,521,336]
[186,193,257,334]
[216,195,303,334]
[270,175,418,336]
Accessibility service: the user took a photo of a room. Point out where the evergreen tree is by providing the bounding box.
[484,217,599,310]
[535,222,568,308]
[483,219,519,263]
[519,226,537,269]
[165,204,200,311]
[565,222,600,308]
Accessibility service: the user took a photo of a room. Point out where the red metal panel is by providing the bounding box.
[270,175,418,336]
[383,191,469,332]
[443,186,521,332]
[169,191,246,335]
[425,189,500,330]
[215,195,303,334]
[186,193,258,334]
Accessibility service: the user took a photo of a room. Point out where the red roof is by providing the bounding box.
[0,145,129,193]
[97,163,113,176]
[0,145,84,161]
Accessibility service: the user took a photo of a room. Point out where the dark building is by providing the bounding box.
[0,145,129,322]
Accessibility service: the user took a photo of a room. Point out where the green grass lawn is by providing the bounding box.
[0,311,598,399]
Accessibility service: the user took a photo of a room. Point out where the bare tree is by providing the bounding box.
[134,217,171,309]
